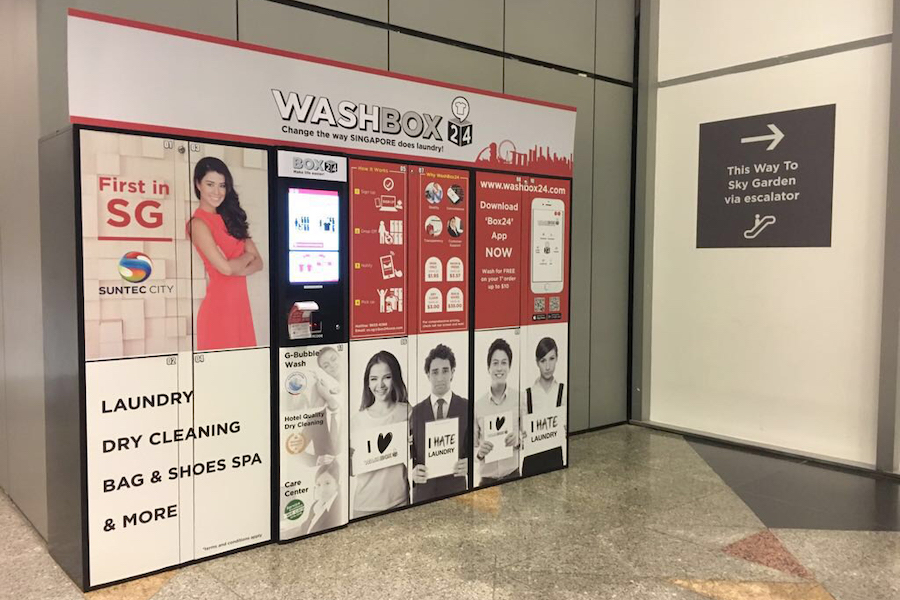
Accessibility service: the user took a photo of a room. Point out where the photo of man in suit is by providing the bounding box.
[410,343,470,503]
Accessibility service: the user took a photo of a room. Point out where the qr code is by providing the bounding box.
[549,296,560,312]
[534,297,546,312]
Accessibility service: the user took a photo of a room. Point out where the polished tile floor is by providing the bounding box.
[2,424,898,600]
[689,439,900,531]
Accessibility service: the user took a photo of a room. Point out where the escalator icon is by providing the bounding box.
[744,214,776,239]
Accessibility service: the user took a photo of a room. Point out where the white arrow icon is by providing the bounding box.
[740,124,784,151]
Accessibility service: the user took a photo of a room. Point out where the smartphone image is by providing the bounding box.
[530,197,565,294]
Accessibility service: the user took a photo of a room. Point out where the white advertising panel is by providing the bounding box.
[278,151,347,181]
[520,323,568,474]
[473,328,522,486]
[191,348,271,559]
[86,356,184,586]
[278,343,349,540]
[348,337,411,518]
[67,11,575,177]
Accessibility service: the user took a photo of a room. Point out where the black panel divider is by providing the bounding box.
[467,171,477,492]
[267,148,279,547]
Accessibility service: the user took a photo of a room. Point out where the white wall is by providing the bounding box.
[648,7,893,465]
[658,0,892,80]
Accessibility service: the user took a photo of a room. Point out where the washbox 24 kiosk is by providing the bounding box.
[42,10,576,590]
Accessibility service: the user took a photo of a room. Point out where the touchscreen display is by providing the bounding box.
[288,188,340,283]
[531,207,563,283]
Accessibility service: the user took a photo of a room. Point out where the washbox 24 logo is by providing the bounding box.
[293,156,339,174]
[272,89,473,146]
[448,96,472,148]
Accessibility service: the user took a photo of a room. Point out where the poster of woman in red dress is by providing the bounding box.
[189,155,268,350]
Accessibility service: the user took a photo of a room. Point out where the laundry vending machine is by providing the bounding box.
[44,10,577,591]
[274,151,350,540]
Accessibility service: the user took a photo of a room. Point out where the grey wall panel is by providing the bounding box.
[40,129,83,588]
[0,233,6,492]
[293,0,388,21]
[389,0,504,50]
[0,0,13,498]
[504,60,594,432]
[389,33,503,92]
[590,80,632,427]
[2,0,47,537]
[505,0,596,72]
[596,0,635,82]
[238,0,387,69]
[36,0,238,137]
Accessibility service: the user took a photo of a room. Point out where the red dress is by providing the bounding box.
[191,208,257,350]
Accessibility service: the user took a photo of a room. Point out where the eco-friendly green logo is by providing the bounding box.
[285,499,305,521]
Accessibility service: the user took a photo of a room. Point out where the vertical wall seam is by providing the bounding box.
[632,0,659,422]
[0,227,7,490]
[875,0,900,473]
[586,0,598,427]
[626,0,639,420]
[386,0,391,70]
[502,0,506,93]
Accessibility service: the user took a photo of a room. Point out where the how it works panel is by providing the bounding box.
[349,160,409,340]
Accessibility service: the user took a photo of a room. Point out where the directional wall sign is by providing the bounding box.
[696,105,835,248]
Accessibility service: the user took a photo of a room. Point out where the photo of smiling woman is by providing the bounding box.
[190,157,263,351]
[349,350,410,518]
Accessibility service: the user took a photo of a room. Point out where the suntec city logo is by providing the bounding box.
[118,251,153,283]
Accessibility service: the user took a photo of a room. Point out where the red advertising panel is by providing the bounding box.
[474,172,522,329]
[521,178,571,325]
[350,160,408,339]
[407,169,420,336]
[411,166,469,333]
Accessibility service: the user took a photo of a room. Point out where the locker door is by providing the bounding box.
[473,328,522,487]
[186,142,272,557]
[79,130,191,586]
[348,338,410,520]
[85,357,182,586]
[279,342,349,539]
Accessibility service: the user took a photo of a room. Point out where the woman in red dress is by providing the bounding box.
[190,157,263,350]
